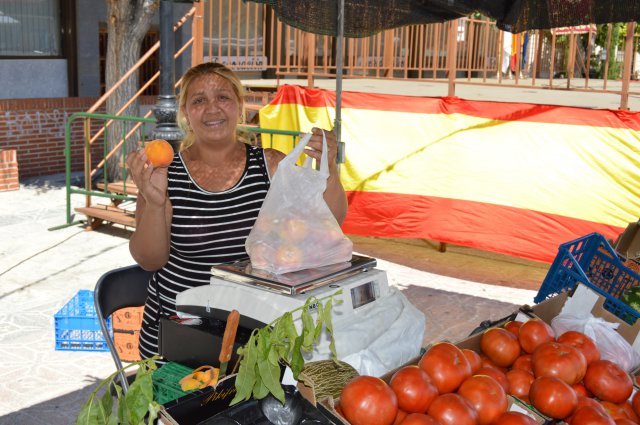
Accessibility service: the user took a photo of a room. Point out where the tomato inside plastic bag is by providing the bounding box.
[246,132,353,275]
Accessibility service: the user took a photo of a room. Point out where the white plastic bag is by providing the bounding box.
[300,287,426,377]
[551,313,640,372]
[246,132,353,274]
[338,288,426,376]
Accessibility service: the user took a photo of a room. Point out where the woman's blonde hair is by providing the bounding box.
[176,62,246,151]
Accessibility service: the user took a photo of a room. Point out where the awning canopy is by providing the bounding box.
[244,0,640,36]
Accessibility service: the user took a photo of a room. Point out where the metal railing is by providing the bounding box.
[195,0,640,109]
[53,112,154,229]
[54,111,300,229]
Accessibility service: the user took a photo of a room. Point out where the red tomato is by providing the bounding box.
[505,368,534,403]
[511,354,533,374]
[570,405,616,425]
[518,318,555,354]
[575,396,608,412]
[621,401,640,423]
[462,349,482,374]
[479,353,507,373]
[531,341,587,385]
[600,401,631,421]
[503,320,523,336]
[390,365,439,413]
[566,396,608,424]
[335,401,345,418]
[571,383,591,398]
[340,375,398,425]
[457,375,507,425]
[400,413,442,425]
[476,366,509,393]
[480,328,521,368]
[492,411,538,425]
[632,390,640,418]
[615,419,638,425]
[584,360,633,404]
[418,342,472,394]
[427,393,478,425]
[393,409,408,425]
[529,376,578,419]
[557,331,600,365]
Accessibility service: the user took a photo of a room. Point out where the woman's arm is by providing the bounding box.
[303,128,348,224]
[263,129,348,224]
[322,163,348,224]
[126,150,173,271]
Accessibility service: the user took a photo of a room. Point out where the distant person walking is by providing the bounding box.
[502,32,512,79]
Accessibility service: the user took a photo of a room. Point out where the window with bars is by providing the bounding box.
[0,0,61,56]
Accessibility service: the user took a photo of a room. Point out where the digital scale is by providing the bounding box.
[174,254,425,376]
[176,254,388,327]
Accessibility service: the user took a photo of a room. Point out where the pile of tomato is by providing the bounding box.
[336,317,640,425]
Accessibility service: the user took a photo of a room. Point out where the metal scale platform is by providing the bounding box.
[176,254,390,328]
[174,254,424,375]
[210,254,377,294]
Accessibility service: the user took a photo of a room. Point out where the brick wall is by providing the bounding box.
[0,97,156,179]
[0,150,19,192]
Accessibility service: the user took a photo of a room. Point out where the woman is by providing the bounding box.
[126,62,347,360]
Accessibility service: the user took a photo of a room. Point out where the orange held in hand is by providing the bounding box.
[144,139,174,167]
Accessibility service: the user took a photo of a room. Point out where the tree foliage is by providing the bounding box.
[594,23,624,79]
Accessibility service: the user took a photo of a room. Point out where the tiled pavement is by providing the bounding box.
[0,173,549,424]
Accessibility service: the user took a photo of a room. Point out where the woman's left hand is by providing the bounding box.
[303,127,339,173]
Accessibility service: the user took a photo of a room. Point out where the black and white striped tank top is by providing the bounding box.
[138,143,271,360]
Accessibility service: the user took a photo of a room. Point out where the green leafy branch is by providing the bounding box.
[76,356,162,425]
[230,290,343,406]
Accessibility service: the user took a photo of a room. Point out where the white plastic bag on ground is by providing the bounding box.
[551,313,640,372]
[306,287,426,377]
[246,132,353,274]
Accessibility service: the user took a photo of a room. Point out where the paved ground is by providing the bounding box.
[245,76,640,111]
[0,172,549,424]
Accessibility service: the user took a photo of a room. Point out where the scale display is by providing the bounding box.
[210,254,377,295]
[351,280,377,309]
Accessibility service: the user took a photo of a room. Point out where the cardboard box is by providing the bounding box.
[307,367,549,425]
[157,375,238,425]
[522,284,640,353]
[615,221,640,261]
[159,380,337,425]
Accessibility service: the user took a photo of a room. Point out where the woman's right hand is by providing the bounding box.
[126,149,169,208]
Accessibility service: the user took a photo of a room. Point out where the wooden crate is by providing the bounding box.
[114,330,141,362]
[112,306,144,331]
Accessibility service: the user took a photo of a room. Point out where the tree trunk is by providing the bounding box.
[105,0,158,181]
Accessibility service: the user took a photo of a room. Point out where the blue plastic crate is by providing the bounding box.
[54,289,112,352]
[534,233,640,325]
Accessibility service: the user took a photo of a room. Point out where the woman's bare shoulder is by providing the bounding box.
[262,147,286,176]
[263,147,286,161]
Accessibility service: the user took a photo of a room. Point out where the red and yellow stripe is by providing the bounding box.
[259,85,640,263]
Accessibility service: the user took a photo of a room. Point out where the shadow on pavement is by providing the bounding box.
[351,235,549,291]
[21,172,85,194]
[0,379,102,425]
[397,284,519,346]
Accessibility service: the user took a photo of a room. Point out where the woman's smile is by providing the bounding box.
[183,73,240,145]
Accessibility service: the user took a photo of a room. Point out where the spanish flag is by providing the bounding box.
[259,85,640,263]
